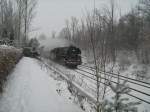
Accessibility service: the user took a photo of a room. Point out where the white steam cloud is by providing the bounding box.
[39,37,71,51]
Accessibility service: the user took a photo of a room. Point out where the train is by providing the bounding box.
[23,47,39,58]
[50,45,82,68]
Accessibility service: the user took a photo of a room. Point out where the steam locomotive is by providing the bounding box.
[23,47,39,58]
[50,45,82,68]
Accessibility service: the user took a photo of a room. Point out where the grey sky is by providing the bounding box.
[32,0,139,37]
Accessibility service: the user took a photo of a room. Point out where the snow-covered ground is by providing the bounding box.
[80,55,150,112]
[44,55,150,112]
[0,57,83,112]
[41,59,97,112]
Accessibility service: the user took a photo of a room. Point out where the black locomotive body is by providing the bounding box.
[23,47,39,58]
[50,46,81,68]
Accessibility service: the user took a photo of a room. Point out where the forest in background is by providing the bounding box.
[58,0,150,65]
[0,0,37,47]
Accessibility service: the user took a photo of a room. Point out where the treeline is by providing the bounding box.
[59,0,150,64]
[0,0,36,47]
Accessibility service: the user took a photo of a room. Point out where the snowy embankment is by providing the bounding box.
[80,55,150,112]
[0,57,83,112]
[45,54,150,111]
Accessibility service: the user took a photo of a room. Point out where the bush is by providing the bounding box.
[0,45,22,93]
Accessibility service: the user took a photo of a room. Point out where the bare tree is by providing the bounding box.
[15,0,24,46]
[85,9,114,112]
[0,0,15,41]
[86,11,101,112]
[22,0,37,46]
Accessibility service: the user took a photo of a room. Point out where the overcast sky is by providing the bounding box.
[31,0,139,37]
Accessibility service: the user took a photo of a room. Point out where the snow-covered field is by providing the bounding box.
[0,57,83,112]
[44,57,150,112]
[80,55,150,112]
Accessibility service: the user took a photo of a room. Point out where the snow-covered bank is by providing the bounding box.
[0,57,83,112]
[80,54,150,112]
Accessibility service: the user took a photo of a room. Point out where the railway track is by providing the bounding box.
[38,58,150,105]
[77,63,150,105]
[39,58,97,104]
[80,63,150,86]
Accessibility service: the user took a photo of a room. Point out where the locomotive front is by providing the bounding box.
[64,46,82,68]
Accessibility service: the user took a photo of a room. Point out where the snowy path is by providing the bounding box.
[0,57,83,112]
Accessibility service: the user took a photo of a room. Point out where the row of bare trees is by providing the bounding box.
[0,0,36,47]
[58,0,150,111]
[59,0,150,65]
